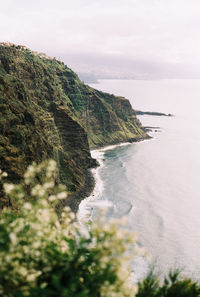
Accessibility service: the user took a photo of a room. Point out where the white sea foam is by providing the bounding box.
[77,150,104,224]
[78,140,151,281]
[77,142,131,224]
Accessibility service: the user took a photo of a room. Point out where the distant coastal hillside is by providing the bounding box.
[0,43,148,210]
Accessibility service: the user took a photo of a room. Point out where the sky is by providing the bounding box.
[1,0,200,78]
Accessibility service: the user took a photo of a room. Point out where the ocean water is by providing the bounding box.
[79,79,200,280]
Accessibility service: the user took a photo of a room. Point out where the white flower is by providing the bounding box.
[63,206,71,212]
[4,183,14,194]
[9,232,17,245]
[37,231,43,237]
[49,159,56,168]
[31,185,41,196]
[48,195,56,202]
[24,165,35,183]
[23,203,32,210]
[33,241,41,249]
[27,165,35,173]
[35,250,41,257]
[27,274,36,282]
[47,160,57,175]
[38,189,45,197]
[26,271,41,282]
[1,172,8,177]
[43,182,54,189]
[18,267,28,277]
[79,256,85,262]
[40,282,47,288]
[40,199,48,207]
[57,192,67,200]
[69,212,75,220]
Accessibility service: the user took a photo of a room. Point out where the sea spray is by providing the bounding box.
[77,149,105,224]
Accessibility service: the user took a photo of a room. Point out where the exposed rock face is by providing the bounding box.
[0,44,148,209]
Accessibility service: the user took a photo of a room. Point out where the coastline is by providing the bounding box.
[77,125,156,221]
[77,139,152,281]
[77,142,133,223]
[65,137,149,214]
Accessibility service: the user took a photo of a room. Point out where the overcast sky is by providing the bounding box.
[1,0,200,77]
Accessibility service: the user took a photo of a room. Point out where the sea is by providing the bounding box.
[78,79,200,281]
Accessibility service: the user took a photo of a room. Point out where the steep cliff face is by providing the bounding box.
[0,44,147,209]
[51,62,147,148]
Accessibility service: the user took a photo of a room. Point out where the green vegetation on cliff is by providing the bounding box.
[0,43,147,209]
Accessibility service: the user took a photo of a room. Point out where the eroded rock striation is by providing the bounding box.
[0,44,148,210]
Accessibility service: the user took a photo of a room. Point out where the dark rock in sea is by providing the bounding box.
[143,126,162,133]
[135,110,174,117]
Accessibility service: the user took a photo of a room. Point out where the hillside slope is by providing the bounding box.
[0,44,148,209]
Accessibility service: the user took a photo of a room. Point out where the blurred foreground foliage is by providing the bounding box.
[137,270,200,297]
[0,160,199,297]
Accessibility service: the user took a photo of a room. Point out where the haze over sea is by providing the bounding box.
[87,79,200,280]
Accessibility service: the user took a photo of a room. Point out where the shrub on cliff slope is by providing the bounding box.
[0,160,199,297]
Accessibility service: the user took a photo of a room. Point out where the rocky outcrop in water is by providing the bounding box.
[135,110,173,116]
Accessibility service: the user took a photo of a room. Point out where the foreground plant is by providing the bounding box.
[0,160,138,297]
[0,160,199,297]
[136,270,200,297]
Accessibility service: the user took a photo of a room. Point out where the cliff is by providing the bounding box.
[0,44,148,210]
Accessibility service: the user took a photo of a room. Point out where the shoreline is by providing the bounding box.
[77,142,134,223]
[77,138,152,281]
[77,137,154,280]
[66,138,149,214]
[77,128,156,221]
